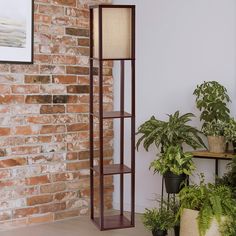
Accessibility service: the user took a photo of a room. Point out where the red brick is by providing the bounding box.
[0,128,10,136]
[66,161,90,171]
[52,75,76,84]
[67,104,89,113]
[25,75,51,84]
[39,202,66,213]
[15,126,39,135]
[0,158,27,168]
[26,175,50,186]
[40,182,66,193]
[13,207,39,218]
[27,195,53,206]
[40,125,65,134]
[66,66,89,75]
[26,95,52,104]
[67,123,88,132]
[40,105,65,114]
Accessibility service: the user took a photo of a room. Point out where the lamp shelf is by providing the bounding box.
[89,4,135,231]
[92,164,132,175]
[92,215,133,231]
[92,111,132,119]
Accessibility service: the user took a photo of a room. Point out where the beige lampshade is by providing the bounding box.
[93,6,133,59]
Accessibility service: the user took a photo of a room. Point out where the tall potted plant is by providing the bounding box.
[150,145,195,193]
[193,81,231,153]
[178,177,236,236]
[142,207,175,236]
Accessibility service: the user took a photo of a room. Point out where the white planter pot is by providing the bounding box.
[207,136,226,153]
[180,209,221,236]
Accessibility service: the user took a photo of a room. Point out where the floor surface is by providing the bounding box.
[0,214,174,236]
[1,214,149,236]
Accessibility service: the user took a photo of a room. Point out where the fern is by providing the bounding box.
[178,178,236,236]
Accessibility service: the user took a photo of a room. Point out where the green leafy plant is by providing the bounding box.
[155,196,180,226]
[193,81,231,125]
[220,216,236,236]
[224,118,236,143]
[217,156,236,198]
[142,207,175,232]
[202,120,226,136]
[150,145,195,175]
[178,176,236,236]
[136,111,205,153]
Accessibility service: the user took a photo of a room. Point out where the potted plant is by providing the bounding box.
[150,145,195,193]
[158,197,180,236]
[224,117,236,153]
[201,120,226,153]
[136,111,206,153]
[193,81,231,153]
[178,176,236,236]
[142,207,175,236]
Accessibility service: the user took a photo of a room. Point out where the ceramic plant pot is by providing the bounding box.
[152,229,167,236]
[207,136,226,153]
[180,209,222,236]
[164,171,186,194]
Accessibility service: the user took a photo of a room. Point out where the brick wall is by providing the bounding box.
[0,0,113,230]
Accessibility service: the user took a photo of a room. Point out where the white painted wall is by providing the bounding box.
[112,0,236,212]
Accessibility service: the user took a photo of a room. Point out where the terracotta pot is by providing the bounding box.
[207,136,226,153]
[180,209,221,236]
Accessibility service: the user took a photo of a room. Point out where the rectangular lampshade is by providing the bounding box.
[92,6,134,59]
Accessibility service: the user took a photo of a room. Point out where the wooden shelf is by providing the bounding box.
[93,215,133,230]
[92,164,131,175]
[92,111,132,119]
[192,150,235,160]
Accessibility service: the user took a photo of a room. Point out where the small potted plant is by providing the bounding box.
[142,207,175,236]
[136,111,206,153]
[193,81,231,153]
[150,145,195,194]
[201,120,226,153]
[178,176,236,236]
[224,117,236,153]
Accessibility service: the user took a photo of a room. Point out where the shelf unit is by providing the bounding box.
[89,5,136,231]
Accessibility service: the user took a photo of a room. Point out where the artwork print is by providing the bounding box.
[0,0,33,63]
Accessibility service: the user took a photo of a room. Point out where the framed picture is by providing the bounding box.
[0,0,34,64]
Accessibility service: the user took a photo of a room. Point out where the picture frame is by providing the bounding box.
[0,0,34,64]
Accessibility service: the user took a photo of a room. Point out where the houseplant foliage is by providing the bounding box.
[142,207,175,236]
[178,176,236,236]
[224,117,236,152]
[150,145,195,193]
[136,111,205,152]
[193,81,230,124]
[217,156,236,198]
[193,81,231,153]
[156,197,180,236]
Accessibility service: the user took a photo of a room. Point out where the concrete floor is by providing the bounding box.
[0,214,150,236]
